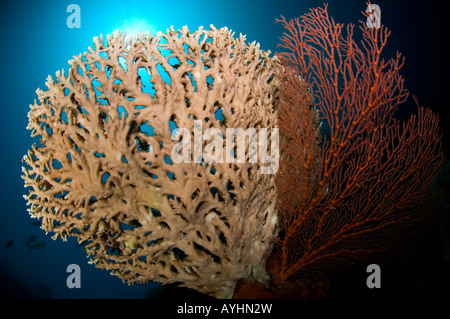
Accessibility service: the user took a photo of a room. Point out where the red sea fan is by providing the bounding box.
[273,4,445,284]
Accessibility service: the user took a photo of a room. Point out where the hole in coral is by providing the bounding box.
[214,106,225,123]
[167,171,175,180]
[193,242,221,263]
[218,231,227,246]
[151,208,161,217]
[227,180,236,202]
[140,121,155,136]
[181,43,190,55]
[69,135,82,152]
[76,64,84,76]
[191,188,200,200]
[164,155,172,165]
[138,67,155,98]
[105,65,112,79]
[206,75,214,89]
[156,63,171,86]
[148,238,163,246]
[99,51,109,59]
[170,265,178,274]
[159,221,170,230]
[172,247,187,261]
[118,56,127,72]
[106,246,119,257]
[136,137,150,152]
[138,256,147,263]
[78,105,89,114]
[101,172,110,184]
[99,111,108,123]
[134,105,146,115]
[121,220,140,230]
[168,56,180,70]
[210,187,224,202]
[54,191,69,199]
[186,71,197,92]
[117,105,128,119]
[169,116,178,135]
[52,159,63,169]
[92,78,109,105]
[142,168,157,179]
[60,110,68,124]
[89,196,97,205]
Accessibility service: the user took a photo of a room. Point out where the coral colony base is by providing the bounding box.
[22,26,282,298]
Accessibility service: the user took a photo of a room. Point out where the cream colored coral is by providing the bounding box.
[22,26,280,298]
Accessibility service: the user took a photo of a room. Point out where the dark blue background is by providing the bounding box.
[0,0,448,299]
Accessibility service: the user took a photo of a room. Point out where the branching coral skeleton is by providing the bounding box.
[22,26,280,298]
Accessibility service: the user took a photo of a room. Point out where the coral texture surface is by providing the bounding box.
[22,26,280,298]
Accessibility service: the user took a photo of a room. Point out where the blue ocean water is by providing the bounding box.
[0,0,448,299]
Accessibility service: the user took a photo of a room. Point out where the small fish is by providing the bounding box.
[29,241,46,251]
[26,235,38,246]
[76,241,88,250]
[28,220,42,227]
[4,240,13,249]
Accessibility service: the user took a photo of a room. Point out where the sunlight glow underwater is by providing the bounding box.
[112,18,157,40]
